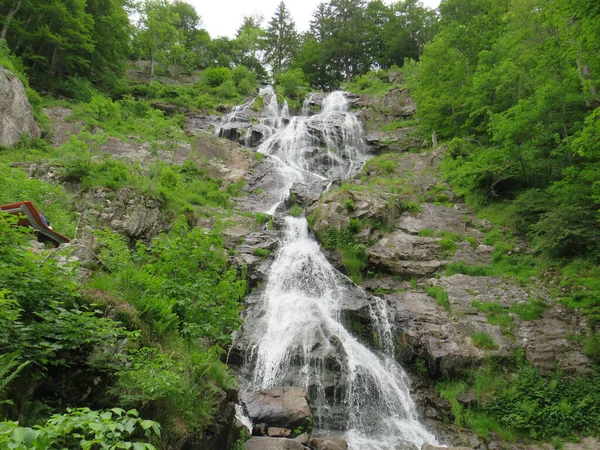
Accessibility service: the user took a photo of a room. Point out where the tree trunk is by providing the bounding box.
[1,0,22,41]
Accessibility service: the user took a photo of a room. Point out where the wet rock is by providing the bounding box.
[183,114,219,135]
[231,230,280,287]
[197,389,239,450]
[218,121,252,145]
[267,427,292,437]
[394,441,418,450]
[289,182,319,207]
[244,437,307,450]
[293,433,310,445]
[311,436,348,450]
[0,66,40,146]
[422,445,474,450]
[240,387,312,430]
[252,423,269,436]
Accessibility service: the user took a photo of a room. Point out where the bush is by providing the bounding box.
[87,95,122,121]
[59,76,98,102]
[275,68,308,99]
[203,67,232,87]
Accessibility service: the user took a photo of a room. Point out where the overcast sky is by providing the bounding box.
[191,0,441,39]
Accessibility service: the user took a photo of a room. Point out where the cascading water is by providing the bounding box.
[234,89,438,449]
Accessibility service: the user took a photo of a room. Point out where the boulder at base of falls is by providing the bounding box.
[311,437,348,450]
[244,436,308,450]
[422,445,474,450]
[0,66,41,146]
[240,387,312,430]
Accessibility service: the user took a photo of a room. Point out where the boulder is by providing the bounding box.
[240,387,312,430]
[311,437,348,450]
[422,445,473,450]
[267,427,292,437]
[81,187,165,239]
[0,66,40,146]
[394,441,418,450]
[244,437,307,450]
[293,433,310,445]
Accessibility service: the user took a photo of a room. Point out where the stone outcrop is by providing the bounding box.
[0,66,40,146]
[231,229,281,287]
[81,187,164,239]
[240,387,312,430]
[244,436,307,450]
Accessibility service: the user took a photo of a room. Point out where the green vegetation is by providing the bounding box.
[437,357,600,441]
[289,204,304,217]
[471,331,497,350]
[252,248,271,258]
[0,408,160,449]
[426,286,450,312]
[322,227,367,283]
[410,0,600,337]
[0,211,244,446]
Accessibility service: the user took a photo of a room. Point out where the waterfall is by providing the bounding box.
[235,90,438,449]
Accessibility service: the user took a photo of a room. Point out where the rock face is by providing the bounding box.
[389,274,592,376]
[81,187,165,239]
[244,436,307,450]
[0,66,40,146]
[240,387,312,430]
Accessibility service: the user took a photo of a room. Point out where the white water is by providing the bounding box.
[237,90,437,449]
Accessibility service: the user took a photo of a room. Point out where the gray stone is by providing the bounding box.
[0,66,40,146]
[293,433,310,445]
[244,437,307,450]
[267,427,292,438]
[240,387,312,430]
[456,391,478,407]
[394,440,418,450]
[311,437,348,450]
[422,445,474,450]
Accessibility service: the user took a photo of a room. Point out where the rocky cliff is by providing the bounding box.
[0,66,40,146]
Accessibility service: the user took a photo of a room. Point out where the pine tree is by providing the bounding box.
[263,2,298,76]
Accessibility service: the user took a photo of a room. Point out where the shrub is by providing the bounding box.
[59,76,98,102]
[275,68,308,99]
[203,67,232,87]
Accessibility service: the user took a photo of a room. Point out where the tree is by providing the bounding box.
[234,14,267,79]
[134,0,180,78]
[263,1,299,76]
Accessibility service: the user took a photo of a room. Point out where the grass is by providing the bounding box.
[418,228,435,237]
[426,286,451,311]
[471,331,498,349]
[472,300,514,335]
[252,248,271,258]
[289,205,304,217]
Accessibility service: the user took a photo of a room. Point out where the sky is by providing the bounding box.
[191,0,442,39]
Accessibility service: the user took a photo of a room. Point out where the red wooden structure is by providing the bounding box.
[0,201,70,246]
